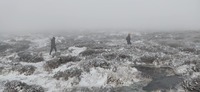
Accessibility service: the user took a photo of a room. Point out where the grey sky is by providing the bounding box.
[0,0,200,32]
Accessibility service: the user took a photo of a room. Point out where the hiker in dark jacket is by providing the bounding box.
[50,37,57,55]
[126,33,131,45]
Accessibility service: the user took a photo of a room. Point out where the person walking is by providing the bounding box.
[50,37,57,55]
[126,33,131,45]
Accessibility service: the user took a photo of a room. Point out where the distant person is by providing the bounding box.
[126,33,131,45]
[50,37,57,55]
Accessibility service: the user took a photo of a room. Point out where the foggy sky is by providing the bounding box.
[0,0,200,32]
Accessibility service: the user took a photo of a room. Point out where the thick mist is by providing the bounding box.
[0,0,200,33]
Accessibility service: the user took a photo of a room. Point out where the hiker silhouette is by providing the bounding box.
[50,37,57,55]
[126,33,131,45]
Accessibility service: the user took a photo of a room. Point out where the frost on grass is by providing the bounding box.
[180,47,197,53]
[16,65,36,76]
[158,40,184,48]
[64,84,146,92]
[3,80,44,92]
[143,75,184,92]
[137,54,157,64]
[0,40,31,53]
[0,42,12,52]
[91,59,110,69]
[64,87,114,92]
[43,58,60,71]
[53,68,82,81]
[182,77,200,92]
[103,52,132,62]
[12,40,31,52]
[117,54,132,61]
[103,53,117,61]
[75,42,107,50]
[134,65,175,79]
[80,49,105,56]
[80,58,110,72]
[192,62,200,72]
[44,55,81,71]
[0,63,36,75]
[17,51,44,63]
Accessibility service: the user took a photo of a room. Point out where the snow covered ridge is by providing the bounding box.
[0,31,200,92]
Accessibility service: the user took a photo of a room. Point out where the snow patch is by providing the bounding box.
[68,46,87,56]
[79,68,107,87]
[175,65,191,74]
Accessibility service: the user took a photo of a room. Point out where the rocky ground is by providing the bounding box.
[0,31,200,92]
